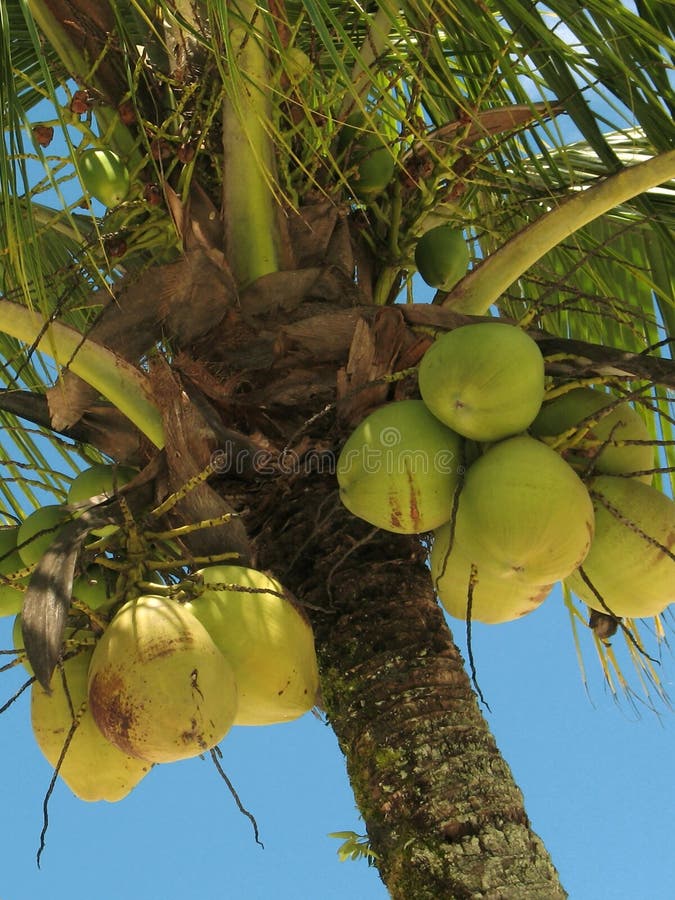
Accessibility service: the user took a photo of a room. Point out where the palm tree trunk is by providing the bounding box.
[257,473,567,899]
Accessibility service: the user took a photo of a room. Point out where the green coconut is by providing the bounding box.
[68,463,137,537]
[431,518,554,624]
[72,566,114,611]
[418,323,545,442]
[339,113,395,198]
[0,526,27,617]
[531,387,653,483]
[565,475,675,618]
[458,435,595,585]
[88,595,238,763]
[337,399,464,534]
[414,225,470,291]
[12,615,28,671]
[185,565,319,726]
[79,149,130,207]
[17,505,71,567]
[68,463,137,504]
[31,647,151,801]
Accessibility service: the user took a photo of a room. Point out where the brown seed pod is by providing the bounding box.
[70,90,93,115]
[143,183,163,206]
[177,141,196,164]
[32,125,54,148]
[150,137,172,160]
[103,234,128,258]
[117,99,136,126]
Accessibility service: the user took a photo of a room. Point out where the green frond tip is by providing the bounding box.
[0,299,164,448]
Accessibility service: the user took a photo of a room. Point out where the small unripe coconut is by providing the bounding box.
[185,566,319,726]
[431,518,553,624]
[339,113,395,198]
[337,400,464,534]
[88,596,238,763]
[17,505,70,567]
[79,149,130,207]
[31,648,151,801]
[531,387,653,483]
[458,435,595,584]
[414,225,470,291]
[566,475,675,618]
[418,323,545,442]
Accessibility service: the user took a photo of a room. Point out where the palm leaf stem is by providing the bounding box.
[445,149,675,315]
[0,299,164,447]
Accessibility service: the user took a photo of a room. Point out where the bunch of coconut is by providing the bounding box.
[337,321,672,625]
[24,564,319,801]
[530,387,674,619]
[0,463,138,621]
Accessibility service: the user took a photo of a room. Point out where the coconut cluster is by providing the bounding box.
[337,322,674,626]
[18,564,319,801]
[0,463,138,620]
[5,464,318,803]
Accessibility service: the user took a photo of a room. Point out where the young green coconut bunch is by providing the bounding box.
[531,386,654,483]
[566,475,675,619]
[31,646,151,802]
[185,565,319,726]
[337,399,464,534]
[87,595,238,763]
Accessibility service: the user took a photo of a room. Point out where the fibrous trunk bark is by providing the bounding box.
[257,470,567,899]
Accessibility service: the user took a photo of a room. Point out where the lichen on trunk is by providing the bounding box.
[256,470,567,899]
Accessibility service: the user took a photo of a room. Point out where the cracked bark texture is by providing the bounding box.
[257,473,567,899]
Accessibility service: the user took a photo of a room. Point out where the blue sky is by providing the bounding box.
[1,590,673,900]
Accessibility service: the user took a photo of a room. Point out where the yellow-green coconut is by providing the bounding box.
[185,566,319,726]
[17,505,71,567]
[418,323,545,442]
[458,435,595,585]
[531,387,653,482]
[431,518,554,624]
[566,475,675,618]
[31,647,151,801]
[88,596,238,763]
[68,463,137,537]
[0,526,27,617]
[337,399,464,534]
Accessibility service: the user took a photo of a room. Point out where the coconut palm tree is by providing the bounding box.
[0,1,673,896]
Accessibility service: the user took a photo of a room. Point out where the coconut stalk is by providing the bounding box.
[444,149,675,314]
[0,298,164,447]
[220,1,281,287]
